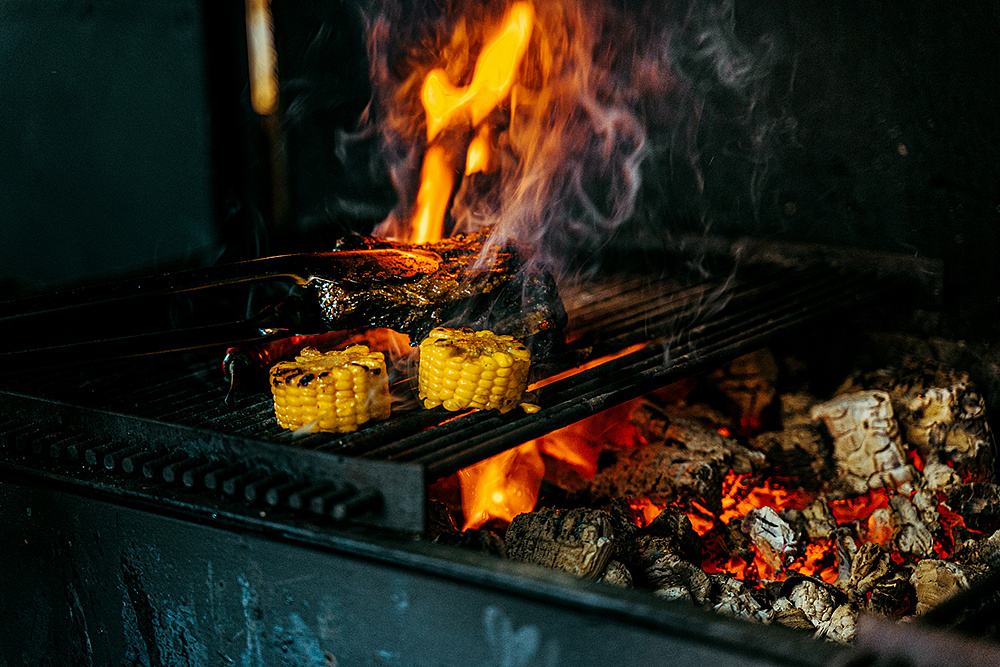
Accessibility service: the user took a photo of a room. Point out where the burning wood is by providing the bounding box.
[810,391,916,495]
[505,507,615,579]
[432,351,999,643]
[588,407,763,512]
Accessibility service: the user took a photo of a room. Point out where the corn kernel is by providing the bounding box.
[416,328,531,413]
[269,345,390,433]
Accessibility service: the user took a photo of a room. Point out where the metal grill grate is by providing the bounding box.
[0,258,917,532]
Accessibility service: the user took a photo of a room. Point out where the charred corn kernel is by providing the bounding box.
[269,345,390,433]
[417,328,531,413]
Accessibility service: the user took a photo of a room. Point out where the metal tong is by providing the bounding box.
[0,249,442,366]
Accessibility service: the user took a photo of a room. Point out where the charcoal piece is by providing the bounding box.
[313,232,567,357]
[816,604,858,644]
[910,559,970,615]
[890,494,936,559]
[642,506,701,562]
[779,391,822,429]
[770,597,816,630]
[847,542,892,605]
[597,560,633,588]
[742,506,797,571]
[955,529,1000,576]
[922,462,961,493]
[427,501,507,556]
[708,574,769,623]
[834,529,859,591]
[750,424,832,490]
[645,553,711,604]
[867,567,915,617]
[505,507,614,579]
[789,579,837,629]
[867,508,893,547]
[801,500,838,540]
[810,390,916,495]
[948,484,1000,532]
[844,360,996,481]
[593,412,763,512]
[704,348,779,433]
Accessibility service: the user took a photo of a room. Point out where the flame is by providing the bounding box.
[421,2,535,141]
[408,2,536,243]
[459,441,545,530]
[410,145,455,244]
[465,125,493,175]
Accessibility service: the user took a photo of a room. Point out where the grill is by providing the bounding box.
[0,243,930,535]
[3,0,1000,664]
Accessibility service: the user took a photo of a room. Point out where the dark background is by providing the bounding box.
[2,0,998,326]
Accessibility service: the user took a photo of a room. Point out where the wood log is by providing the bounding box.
[910,559,970,615]
[810,391,916,495]
[594,411,763,512]
[505,508,614,579]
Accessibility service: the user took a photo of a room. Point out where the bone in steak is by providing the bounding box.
[312,232,566,353]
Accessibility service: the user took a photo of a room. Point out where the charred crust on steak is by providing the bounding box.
[313,232,567,359]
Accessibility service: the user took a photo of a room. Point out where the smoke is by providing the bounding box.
[357,0,790,277]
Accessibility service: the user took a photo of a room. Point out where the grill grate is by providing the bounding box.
[0,258,918,532]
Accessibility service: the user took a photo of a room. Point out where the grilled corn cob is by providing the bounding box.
[270,345,390,433]
[417,328,530,413]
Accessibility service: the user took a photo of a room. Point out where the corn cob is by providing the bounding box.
[269,345,390,433]
[417,328,531,413]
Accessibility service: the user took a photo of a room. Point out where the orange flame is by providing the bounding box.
[459,441,545,530]
[410,145,455,244]
[421,2,535,142]
[409,2,536,244]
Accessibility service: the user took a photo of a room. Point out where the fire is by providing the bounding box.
[421,2,535,142]
[408,2,536,243]
[459,441,545,530]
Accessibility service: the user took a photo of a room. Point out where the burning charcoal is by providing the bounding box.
[848,361,996,481]
[867,568,915,617]
[889,494,936,559]
[597,560,633,588]
[427,501,507,556]
[816,604,858,644]
[708,574,770,623]
[505,508,614,579]
[741,506,797,571]
[643,506,701,562]
[867,508,893,547]
[847,542,892,605]
[789,579,838,628]
[645,553,712,604]
[810,391,916,495]
[770,597,816,631]
[802,501,839,540]
[704,349,779,433]
[596,413,763,512]
[749,424,832,490]
[834,529,859,590]
[922,461,961,492]
[947,483,1000,533]
[910,559,970,615]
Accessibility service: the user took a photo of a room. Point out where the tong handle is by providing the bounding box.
[0,249,440,322]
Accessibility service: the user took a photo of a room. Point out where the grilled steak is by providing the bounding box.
[312,232,567,357]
